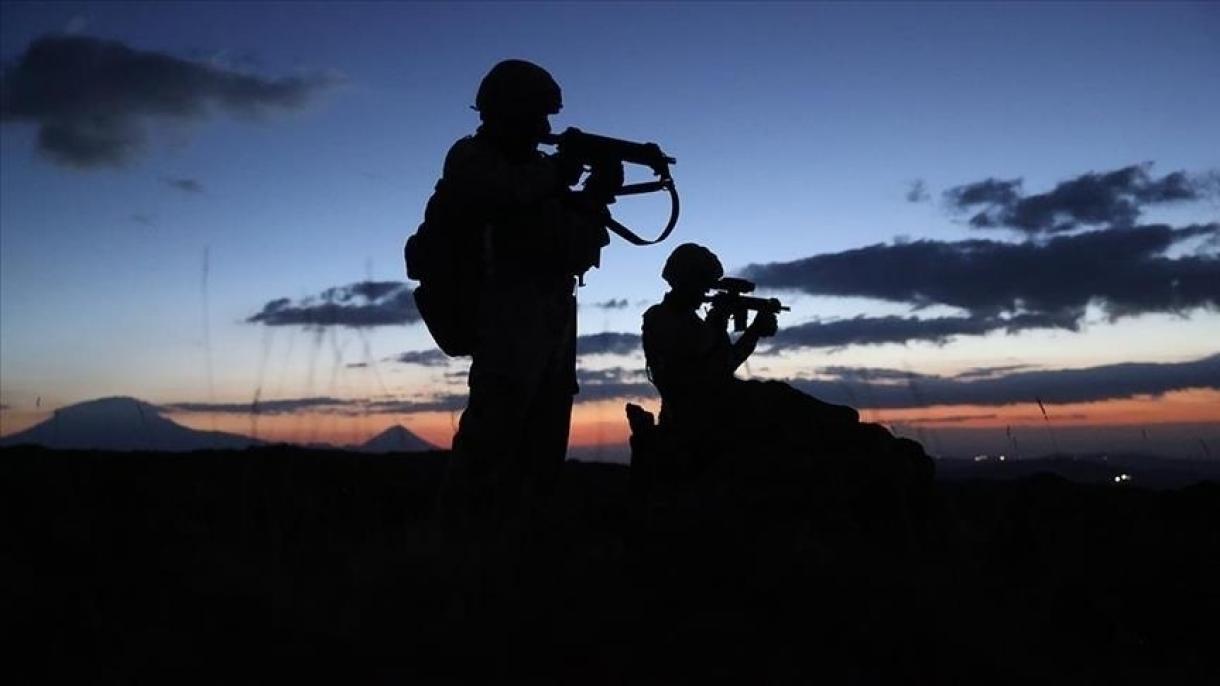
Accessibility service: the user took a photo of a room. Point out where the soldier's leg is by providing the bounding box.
[519,292,577,505]
[444,368,534,521]
[520,383,574,506]
[439,284,555,522]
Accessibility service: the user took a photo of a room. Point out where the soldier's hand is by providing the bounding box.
[584,160,625,205]
[706,293,732,327]
[553,150,585,188]
[748,311,778,338]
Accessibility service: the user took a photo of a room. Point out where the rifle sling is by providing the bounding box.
[604,179,680,246]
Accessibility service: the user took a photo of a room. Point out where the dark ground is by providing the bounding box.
[4,445,1218,684]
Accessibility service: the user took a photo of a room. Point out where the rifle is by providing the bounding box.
[704,277,789,332]
[541,127,679,246]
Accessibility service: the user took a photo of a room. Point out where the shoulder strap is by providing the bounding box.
[604,179,680,246]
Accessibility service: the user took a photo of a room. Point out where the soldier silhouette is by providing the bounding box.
[422,60,623,521]
[634,243,929,494]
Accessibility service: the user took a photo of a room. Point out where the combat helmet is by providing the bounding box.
[662,243,724,291]
[475,59,562,116]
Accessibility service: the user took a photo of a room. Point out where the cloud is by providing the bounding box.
[385,335,641,369]
[953,364,1035,379]
[577,366,645,383]
[164,177,203,193]
[789,353,1220,409]
[577,381,656,402]
[393,349,450,367]
[744,223,1220,348]
[768,312,1077,350]
[885,413,999,425]
[247,281,419,328]
[166,396,347,415]
[366,395,468,414]
[1,34,336,168]
[386,342,643,368]
[577,332,642,356]
[380,329,644,366]
[576,366,654,401]
[589,298,630,310]
[905,179,929,203]
[945,163,1208,234]
[166,394,469,416]
[819,366,931,382]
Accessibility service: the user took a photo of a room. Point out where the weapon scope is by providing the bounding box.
[704,277,789,333]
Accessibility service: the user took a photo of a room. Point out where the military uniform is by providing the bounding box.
[434,130,609,518]
[642,291,859,463]
[642,292,737,429]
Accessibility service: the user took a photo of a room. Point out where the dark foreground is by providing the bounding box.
[4,446,1218,684]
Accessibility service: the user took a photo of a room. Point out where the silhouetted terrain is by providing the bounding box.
[937,453,1220,489]
[357,424,437,453]
[0,397,261,452]
[4,445,1218,684]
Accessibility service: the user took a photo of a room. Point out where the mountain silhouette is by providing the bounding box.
[0,396,260,452]
[358,424,436,453]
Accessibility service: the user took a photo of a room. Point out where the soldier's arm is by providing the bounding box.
[729,335,758,372]
[727,311,777,371]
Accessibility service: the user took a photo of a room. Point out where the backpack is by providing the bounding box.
[404,180,483,357]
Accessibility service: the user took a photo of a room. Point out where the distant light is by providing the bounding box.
[973,454,989,462]
[999,455,1006,462]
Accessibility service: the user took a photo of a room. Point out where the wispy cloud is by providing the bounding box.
[164,177,204,193]
[884,413,999,425]
[589,298,630,310]
[575,366,655,401]
[392,349,450,367]
[577,332,641,356]
[791,353,1220,409]
[905,179,929,203]
[766,312,1077,351]
[166,394,469,416]
[166,396,348,415]
[952,364,1035,379]
[247,281,419,328]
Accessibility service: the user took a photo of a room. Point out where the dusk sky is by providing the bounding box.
[2,2,1217,459]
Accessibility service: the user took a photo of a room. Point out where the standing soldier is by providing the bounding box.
[417,60,623,522]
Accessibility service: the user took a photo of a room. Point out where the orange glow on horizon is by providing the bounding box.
[3,389,1216,449]
[869,388,1220,429]
[162,398,649,448]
